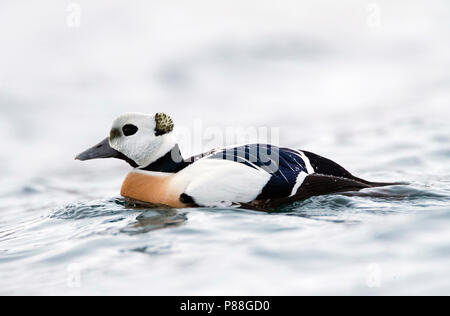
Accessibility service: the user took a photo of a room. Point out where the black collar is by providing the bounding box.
[139,144,189,173]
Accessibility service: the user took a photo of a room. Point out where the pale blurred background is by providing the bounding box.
[1,1,449,295]
[1,0,449,178]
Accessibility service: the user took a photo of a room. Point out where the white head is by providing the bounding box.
[76,112,176,168]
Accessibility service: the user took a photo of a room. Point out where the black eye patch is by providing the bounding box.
[122,124,138,136]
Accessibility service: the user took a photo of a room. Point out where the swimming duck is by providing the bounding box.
[76,112,397,209]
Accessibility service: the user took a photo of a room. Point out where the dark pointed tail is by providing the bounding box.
[351,177,408,188]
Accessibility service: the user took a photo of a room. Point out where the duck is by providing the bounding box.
[75,112,398,209]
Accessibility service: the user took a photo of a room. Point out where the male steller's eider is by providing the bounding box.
[76,112,399,210]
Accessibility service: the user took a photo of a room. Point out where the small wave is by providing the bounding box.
[342,185,449,200]
[49,197,149,220]
[50,197,188,235]
[267,183,450,223]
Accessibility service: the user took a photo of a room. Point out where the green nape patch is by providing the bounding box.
[155,112,174,136]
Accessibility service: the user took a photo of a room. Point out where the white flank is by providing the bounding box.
[170,158,271,207]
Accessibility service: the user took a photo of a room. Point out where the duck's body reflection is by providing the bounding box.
[121,198,188,234]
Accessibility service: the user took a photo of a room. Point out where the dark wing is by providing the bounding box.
[301,150,358,180]
[242,173,373,209]
[183,145,400,209]
[245,150,403,209]
[281,173,372,203]
[302,150,402,187]
[201,145,371,202]
[205,144,310,200]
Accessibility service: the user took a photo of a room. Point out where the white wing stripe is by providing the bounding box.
[289,172,308,197]
[296,150,315,174]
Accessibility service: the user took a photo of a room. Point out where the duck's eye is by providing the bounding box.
[122,124,138,136]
